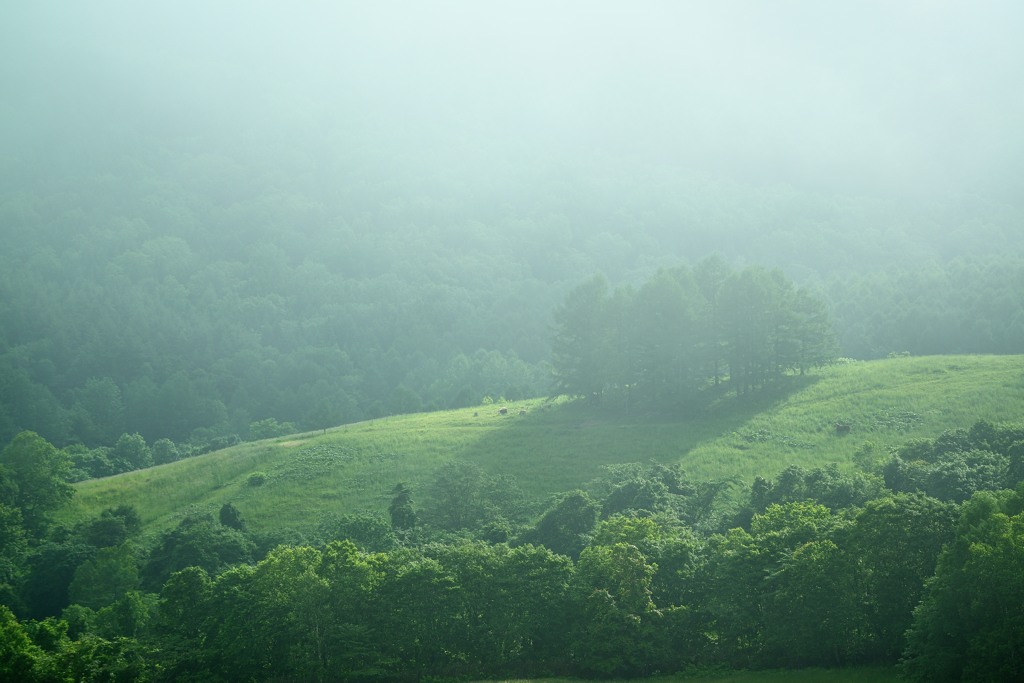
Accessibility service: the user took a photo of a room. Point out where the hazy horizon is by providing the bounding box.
[4,1,1023,205]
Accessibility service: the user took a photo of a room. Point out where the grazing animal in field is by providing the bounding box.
[499,407,508,415]
[835,422,851,435]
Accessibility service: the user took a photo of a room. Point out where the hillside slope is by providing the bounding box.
[63,354,1024,536]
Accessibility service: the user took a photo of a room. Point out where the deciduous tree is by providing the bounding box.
[0,431,73,537]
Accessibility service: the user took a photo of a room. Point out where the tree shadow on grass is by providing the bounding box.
[455,373,823,505]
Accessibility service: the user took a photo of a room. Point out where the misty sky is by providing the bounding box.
[4,1,1023,200]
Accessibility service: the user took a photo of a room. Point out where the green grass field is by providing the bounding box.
[61,354,1024,537]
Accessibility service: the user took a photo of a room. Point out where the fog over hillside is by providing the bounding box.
[5,6,1024,680]
[2,1,1024,445]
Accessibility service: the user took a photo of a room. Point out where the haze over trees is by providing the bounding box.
[551,261,838,405]
[3,1,1024,450]
[3,1,1024,680]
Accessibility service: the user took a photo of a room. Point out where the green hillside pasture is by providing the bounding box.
[682,354,1024,482]
[62,355,1024,536]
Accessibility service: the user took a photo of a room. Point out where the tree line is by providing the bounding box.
[551,258,838,406]
[3,421,1024,681]
[826,255,1024,358]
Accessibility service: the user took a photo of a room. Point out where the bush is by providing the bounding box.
[246,472,268,487]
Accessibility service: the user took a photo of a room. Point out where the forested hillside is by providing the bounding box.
[3,360,1024,681]
[3,3,1024,452]
[4,118,1024,452]
[4,2,1024,678]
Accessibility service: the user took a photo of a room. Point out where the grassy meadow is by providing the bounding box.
[61,354,1024,536]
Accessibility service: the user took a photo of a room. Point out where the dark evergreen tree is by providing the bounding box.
[388,483,416,531]
[218,502,246,532]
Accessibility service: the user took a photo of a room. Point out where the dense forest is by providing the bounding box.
[6,125,1024,455]
[3,421,1024,681]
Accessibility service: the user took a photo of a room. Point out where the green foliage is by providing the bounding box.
[388,482,416,531]
[150,437,180,465]
[65,444,115,481]
[0,503,27,608]
[552,261,837,407]
[8,359,1015,681]
[902,489,1024,682]
[699,502,849,667]
[551,274,613,399]
[0,431,74,537]
[602,475,671,519]
[0,604,40,681]
[424,460,525,532]
[592,462,735,532]
[248,417,298,441]
[70,378,125,447]
[216,502,245,533]
[740,463,883,525]
[72,504,143,551]
[94,590,156,640]
[763,538,862,666]
[749,502,843,562]
[520,489,601,558]
[829,257,1024,359]
[315,511,396,551]
[847,493,956,661]
[80,516,129,549]
[110,432,152,472]
[884,420,1022,502]
[50,633,154,683]
[571,543,661,676]
[21,540,94,619]
[142,511,255,590]
[423,542,575,673]
[68,544,140,610]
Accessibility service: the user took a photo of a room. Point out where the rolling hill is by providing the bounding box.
[60,354,1024,537]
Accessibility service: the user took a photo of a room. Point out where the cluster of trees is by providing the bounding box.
[4,422,1024,680]
[63,433,186,482]
[883,419,1024,503]
[0,432,74,610]
[551,259,837,406]
[62,426,303,482]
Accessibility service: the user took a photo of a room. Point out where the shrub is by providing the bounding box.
[246,472,268,487]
